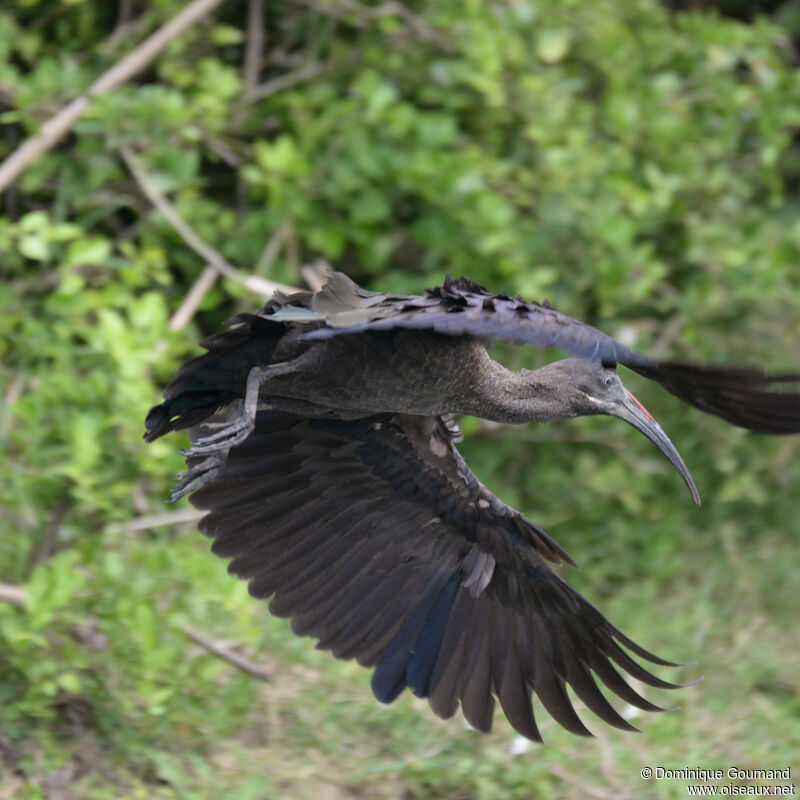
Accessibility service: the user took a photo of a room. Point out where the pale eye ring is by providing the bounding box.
[603,374,615,387]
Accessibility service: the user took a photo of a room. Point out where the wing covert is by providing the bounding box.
[291,274,634,365]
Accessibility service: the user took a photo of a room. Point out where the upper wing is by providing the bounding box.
[188,410,683,740]
[276,272,632,364]
[269,273,800,434]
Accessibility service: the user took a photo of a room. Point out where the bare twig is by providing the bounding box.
[105,16,149,50]
[283,0,451,50]
[547,765,619,800]
[254,222,288,274]
[104,508,207,534]
[181,624,272,681]
[248,60,333,103]
[1,373,25,434]
[283,219,300,273]
[119,145,298,305]
[111,0,137,43]
[0,81,18,106]
[283,0,369,27]
[194,126,245,167]
[0,583,26,607]
[595,730,627,794]
[242,0,266,100]
[374,0,452,49]
[0,0,226,193]
[264,49,302,68]
[169,265,222,331]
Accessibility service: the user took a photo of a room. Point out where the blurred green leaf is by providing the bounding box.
[65,237,111,266]
[18,234,48,261]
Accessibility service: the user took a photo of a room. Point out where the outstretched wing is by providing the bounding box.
[188,410,683,740]
[278,272,633,364]
[275,273,800,434]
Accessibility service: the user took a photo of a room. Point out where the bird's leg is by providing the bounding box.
[170,391,282,503]
[170,396,346,502]
[182,364,287,456]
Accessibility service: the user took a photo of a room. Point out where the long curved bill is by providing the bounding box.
[614,389,701,506]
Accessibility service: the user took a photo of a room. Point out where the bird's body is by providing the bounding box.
[255,329,491,420]
[145,271,800,741]
[197,328,599,424]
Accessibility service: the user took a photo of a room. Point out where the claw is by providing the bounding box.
[167,365,276,499]
[184,419,254,456]
[193,419,248,446]
[170,453,226,502]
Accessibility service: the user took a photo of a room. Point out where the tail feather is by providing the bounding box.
[144,312,283,441]
[144,391,239,442]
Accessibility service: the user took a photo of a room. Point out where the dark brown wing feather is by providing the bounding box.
[188,410,684,740]
[296,274,632,364]
[624,361,800,434]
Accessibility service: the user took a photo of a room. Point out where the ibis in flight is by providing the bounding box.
[145,272,800,740]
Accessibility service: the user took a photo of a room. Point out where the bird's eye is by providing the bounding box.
[603,374,615,387]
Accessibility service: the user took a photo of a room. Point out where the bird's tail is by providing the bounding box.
[625,360,800,434]
[144,387,240,442]
[144,313,282,442]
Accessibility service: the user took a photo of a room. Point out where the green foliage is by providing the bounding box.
[1,0,799,797]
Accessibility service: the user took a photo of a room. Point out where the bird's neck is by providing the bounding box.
[460,357,580,425]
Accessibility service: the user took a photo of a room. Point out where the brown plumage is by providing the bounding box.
[145,271,800,740]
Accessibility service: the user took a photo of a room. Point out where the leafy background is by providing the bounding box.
[1,0,799,798]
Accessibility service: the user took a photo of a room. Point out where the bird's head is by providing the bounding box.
[556,358,701,505]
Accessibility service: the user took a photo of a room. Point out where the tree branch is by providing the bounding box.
[254,222,288,275]
[119,145,298,325]
[181,624,272,681]
[0,583,26,607]
[248,60,333,103]
[242,0,266,100]
[169,265,222,332]
[104,508,207,534]
[0,0,225,193]
[110,0,138,44]
[282,0,451,50]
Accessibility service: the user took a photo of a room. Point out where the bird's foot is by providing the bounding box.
[169,451,227,502]
[180,413,255,456]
